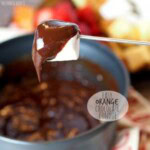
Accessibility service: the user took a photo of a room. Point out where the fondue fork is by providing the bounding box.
[47,34,150,62]
[80,35,150,46]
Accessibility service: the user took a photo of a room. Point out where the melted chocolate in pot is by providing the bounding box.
[32,20,80,81]
[0,59,118,142]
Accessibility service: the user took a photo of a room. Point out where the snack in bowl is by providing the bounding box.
[99,0,150,72]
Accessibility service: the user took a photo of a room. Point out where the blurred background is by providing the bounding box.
[1,0,150,73]
[0,0,150,149]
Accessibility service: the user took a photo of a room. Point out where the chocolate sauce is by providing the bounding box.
[0,59,118,142]
[32,20,80,81]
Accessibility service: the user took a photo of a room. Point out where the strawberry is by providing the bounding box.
[34,7,55,27]
[77,6,100,35]
[34,2,78,27]
[90,24,100,35]
[54,1,78,22]
[78,22,91,35]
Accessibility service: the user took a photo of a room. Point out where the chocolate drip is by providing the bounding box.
[32,20,79,81]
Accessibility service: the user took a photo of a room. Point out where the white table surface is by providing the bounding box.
[0,27,28,43]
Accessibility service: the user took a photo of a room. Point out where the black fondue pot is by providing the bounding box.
[0,34,129,150]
